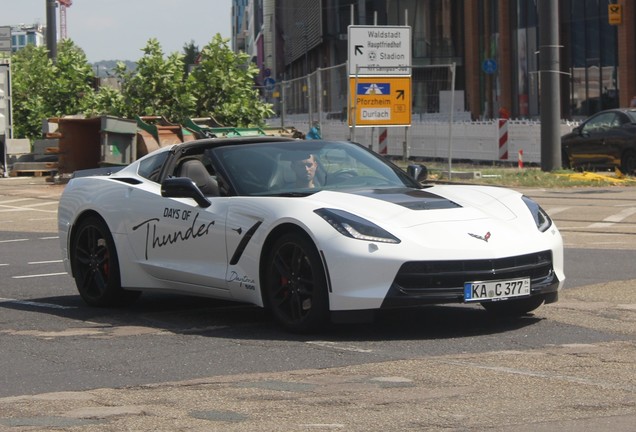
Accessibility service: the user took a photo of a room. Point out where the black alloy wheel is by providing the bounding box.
[264,232,329,332]
[71,216,139,306]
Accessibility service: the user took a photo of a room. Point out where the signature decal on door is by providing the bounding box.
[227,271,255,290]
[132,210,215,259]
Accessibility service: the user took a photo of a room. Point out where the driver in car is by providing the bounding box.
[291,153,319,188]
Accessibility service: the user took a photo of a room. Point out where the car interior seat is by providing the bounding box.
[268,158,296,190]
[177,158,219,196]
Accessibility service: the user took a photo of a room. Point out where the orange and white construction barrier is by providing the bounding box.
[498,119,508,160]
[379,127,388,155]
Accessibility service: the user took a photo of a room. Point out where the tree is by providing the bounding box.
[11,45,55,140]
[51,39,96,116]
[11,40,96,140]
[188,34,273,126]
[10,34,273,141]
[86,85,126,118]
[113,38,195,122]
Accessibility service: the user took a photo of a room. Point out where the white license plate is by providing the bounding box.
[464,278,530,302]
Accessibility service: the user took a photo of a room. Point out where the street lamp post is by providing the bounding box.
[45,0,57,61]
[538,0,562,171]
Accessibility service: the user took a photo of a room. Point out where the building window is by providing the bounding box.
[512,0,538,119]
[569,0,618,117]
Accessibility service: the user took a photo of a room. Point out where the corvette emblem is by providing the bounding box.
[469,231,491,242]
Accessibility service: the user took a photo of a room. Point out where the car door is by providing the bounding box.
[567,112,618,168]
[124,158,230,296]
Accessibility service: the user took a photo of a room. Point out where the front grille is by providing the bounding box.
[381,250,559,309]
[394,250,553,293]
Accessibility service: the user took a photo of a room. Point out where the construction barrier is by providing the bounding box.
[498,118,509,160]
[379,128,388,155]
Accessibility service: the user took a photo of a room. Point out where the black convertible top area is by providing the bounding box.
[156,138,421,197]
[173,136,300,154]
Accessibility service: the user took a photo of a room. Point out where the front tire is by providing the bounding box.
[71,216,139,307]
[264,232,329,332]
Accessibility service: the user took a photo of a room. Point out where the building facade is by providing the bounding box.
[233,0,636,120]
[9,24,45,53]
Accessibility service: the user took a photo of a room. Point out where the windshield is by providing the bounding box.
[211,140,419,196]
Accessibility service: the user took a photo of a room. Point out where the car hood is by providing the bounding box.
[307,186,520,228]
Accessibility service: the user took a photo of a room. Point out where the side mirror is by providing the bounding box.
[575,126,589,137]
[161,177,211,208]
[407,164,428,182]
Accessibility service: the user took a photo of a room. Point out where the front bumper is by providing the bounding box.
[380,250,560,309]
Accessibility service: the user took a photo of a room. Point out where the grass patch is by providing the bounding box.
[467,168,633,188]
[396,160,636,188]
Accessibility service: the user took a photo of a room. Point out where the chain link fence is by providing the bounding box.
[257,64,512,165]
[257,64,579,166]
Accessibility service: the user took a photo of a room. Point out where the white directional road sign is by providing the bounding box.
[348,25,411,76]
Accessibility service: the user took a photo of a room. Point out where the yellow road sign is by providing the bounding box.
[348,77,411,127]
[609,4,622,25]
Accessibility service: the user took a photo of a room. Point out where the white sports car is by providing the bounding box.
[58,137,564,332]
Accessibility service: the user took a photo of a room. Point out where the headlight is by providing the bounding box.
[522,196,552,232]
[314,208,400,244]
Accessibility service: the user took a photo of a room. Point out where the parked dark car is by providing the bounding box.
[561,108,636,174]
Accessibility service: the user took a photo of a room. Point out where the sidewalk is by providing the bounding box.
[0,175,65,198]
[1,338,635,431]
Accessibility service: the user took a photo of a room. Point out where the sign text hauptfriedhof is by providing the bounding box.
[348,26,411,76]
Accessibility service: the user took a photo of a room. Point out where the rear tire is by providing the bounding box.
[481,296,545,316]
[621,150,636,175]
[71,216,140,307]
[263,232,329,332]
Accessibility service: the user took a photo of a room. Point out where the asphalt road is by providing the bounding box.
[0,177,634,431]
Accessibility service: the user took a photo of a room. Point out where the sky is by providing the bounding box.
[3,0,233,62]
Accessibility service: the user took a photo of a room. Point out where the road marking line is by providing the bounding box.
[306,341,373,353]
[545,206,569,216]
[0,237,58,244]
[12,272,68,279]
[28,260,63,265]
[23,202,58,208]
[587,207,636,228]
[0,238,29,244]
[0,201,58,213]
[0,198,32,204]
[0,297,76,310]
[0,206,57,213]
[0,263,8,267]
